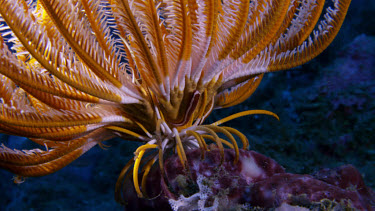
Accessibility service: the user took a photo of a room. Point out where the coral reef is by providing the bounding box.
[1,33,374,211]
[0,2,374,209]
[234,34,375,189]
[319,34,375,111]
[123,148,375,210]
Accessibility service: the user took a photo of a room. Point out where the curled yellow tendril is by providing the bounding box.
[114,109,279,201]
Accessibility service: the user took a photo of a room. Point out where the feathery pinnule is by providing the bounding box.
[0,0,351,202]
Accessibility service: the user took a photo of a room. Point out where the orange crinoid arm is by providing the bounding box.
[0,0,350,197]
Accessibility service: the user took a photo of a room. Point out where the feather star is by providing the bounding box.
[0,0,350,201]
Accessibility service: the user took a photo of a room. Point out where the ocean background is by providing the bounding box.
[1,1,374,210]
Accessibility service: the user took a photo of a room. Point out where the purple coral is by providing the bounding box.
[123,149,374,210]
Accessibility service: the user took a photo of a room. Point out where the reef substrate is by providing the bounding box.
[123,148,375,210]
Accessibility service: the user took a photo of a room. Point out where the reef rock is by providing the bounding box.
[124,149,375,210]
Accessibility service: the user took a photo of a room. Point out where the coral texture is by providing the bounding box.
[124,149,375,210]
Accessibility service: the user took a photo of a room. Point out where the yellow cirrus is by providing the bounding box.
[0,0,351,201]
